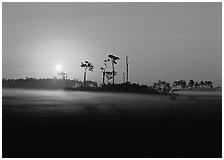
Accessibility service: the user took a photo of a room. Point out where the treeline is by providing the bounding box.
[152,79,216,94]
[172,80,213,89]
[3,54,218,94]
[65,82,160,94]
[78,55,217,93]
[2,78,97,90]
[3,78,217,94]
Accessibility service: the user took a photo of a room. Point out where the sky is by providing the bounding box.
[2,2,222,86]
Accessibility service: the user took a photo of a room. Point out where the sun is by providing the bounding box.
[56,64,62,72]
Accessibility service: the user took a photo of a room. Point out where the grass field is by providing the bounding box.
[2,89,222,158]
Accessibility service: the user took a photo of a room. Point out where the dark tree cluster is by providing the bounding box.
[100,82,160,94]
[173,80,187,90]
[153,80,172,94]
[151,79,216,94]
[65,82,160,95]
[2,78,97,90]
[172,79,213,90]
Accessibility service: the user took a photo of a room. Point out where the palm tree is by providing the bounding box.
[81,61,94,86]
[100,60,108,85]
[108,54,120,84]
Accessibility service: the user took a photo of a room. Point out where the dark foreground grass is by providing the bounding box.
[2,92,222,158]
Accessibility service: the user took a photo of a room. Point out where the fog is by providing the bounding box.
[3,89,221,116]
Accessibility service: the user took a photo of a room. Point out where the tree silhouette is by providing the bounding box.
[173,80,187,90]
[194,81,199,88]
[173,81,179,90]
[81,61,94,86]
[108,54,120,84]
[199,81,204,88]
[153,80,171,94]
[58,72,68,80]
[105,71,113,84]
[204,81,213,88]
[100,59,108,85]
[188,80,195,88]
[178,80,186,89]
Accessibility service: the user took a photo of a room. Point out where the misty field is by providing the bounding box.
[3,89,222,158]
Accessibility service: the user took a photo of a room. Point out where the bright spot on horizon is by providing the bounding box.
[56,64,62,72]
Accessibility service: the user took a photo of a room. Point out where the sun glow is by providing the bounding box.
[56,64,62,72]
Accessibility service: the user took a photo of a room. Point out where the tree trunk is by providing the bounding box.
[103,72,105,84]
[126,56,128,83]
[84,69,87,86]
[107,78,110,84]
[112,63,115,84]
